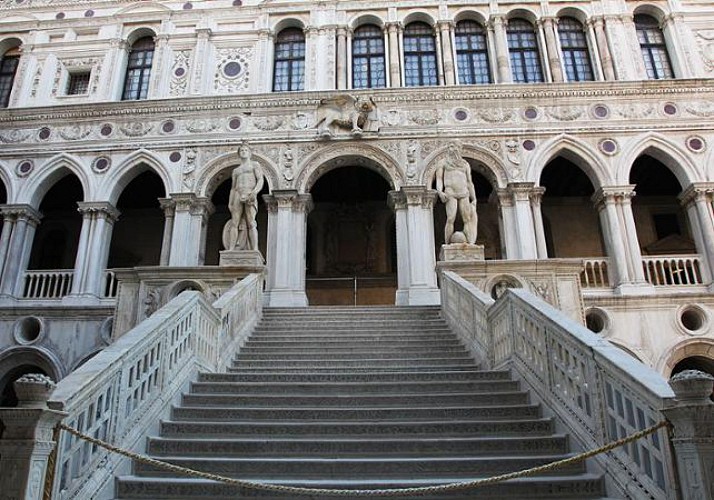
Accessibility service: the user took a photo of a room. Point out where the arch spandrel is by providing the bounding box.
[297,143,403,193]
[618,133,702,188]
[21,153,90,208]
[526,135,611,189]
[101,149,172,205]
[422,143,508,190]
[197,150,279,199]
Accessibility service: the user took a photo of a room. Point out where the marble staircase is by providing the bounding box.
[115,306,613,499]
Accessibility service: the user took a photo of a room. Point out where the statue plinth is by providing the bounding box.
[219,249,264,267]
[439,243,485,262]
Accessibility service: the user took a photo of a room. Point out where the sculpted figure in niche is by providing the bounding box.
[435,142,478,245]
[223,143,264,251]
[315,94,378,138]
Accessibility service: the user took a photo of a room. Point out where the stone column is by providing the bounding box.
[389,187,440,306]
[662,370,714,500]
[541,17,564,82]
[530,187,548,259]
[590,17,615,81]
[438,21,455,85]
[385,22,401,87]
[679,183,714,283]
[167,194,214,267]
[101,38,129,100]
[620,14,648,80]
[68,202,120,299]
[190,25,212,94]
[336,26,348,89]
[489,15,511,83]
[497,183,538,260]
[592,186,651,293]
[0,374,67,500]
[0,205,41,297]
[263,191,312,307]
[158,198,175,266]
[536,20,553,82]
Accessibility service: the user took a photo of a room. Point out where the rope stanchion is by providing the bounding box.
[57,420,669,497]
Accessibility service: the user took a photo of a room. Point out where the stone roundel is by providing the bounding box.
[598,139,618,156]
[16,159,34,177]
[92,156,111,173]
[686,136,706,153]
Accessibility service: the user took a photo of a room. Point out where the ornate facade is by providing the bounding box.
[1,0,714,402]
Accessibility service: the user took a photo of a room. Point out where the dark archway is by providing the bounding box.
[540,157,604,258]
[108,170,166,267]
[671,356,714,399]
[307,166,395,305]
[630,155,694,256]
[205,178,269,265]
[433,161,501,259]
[0,364,48,407]
[28,175,84,270]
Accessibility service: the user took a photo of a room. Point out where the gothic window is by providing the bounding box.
[635,15,673,79]
[507,19,544,83]
[455,20,491,84]
[273,28,305,91]
[352,24,386,89]
[403,22,438,87]
[122,37,154,100]
[0,47,20,108]
[558,17,594,82]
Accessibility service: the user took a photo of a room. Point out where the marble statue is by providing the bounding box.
[223,143,264,251]
[315,94,378,138]
[435,142,478,245]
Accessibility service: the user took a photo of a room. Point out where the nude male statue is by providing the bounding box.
[435,142,478,245]
[223,143,264,251]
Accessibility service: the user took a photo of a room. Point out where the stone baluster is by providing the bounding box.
[263,191,312,307]
[0,374,67,500]
[0,205,42,297]
[388,187,440,305]
[662,370,714,500]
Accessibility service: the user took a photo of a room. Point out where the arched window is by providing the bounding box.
[635,14,673,79]
[558,17,594,82]
[455,20,491,85]
[403,22,438,87]
[273,28,305,92]
[507,19,543,83]
[0,46,20,108]
[122,37,155,100]
[352,24,386,89]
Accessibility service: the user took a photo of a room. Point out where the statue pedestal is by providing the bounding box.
[219,249,264,267]
[439,243,485,262]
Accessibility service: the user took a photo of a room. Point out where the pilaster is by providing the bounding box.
[385,22,402,87]
[437,20,455,85]
[541,17,564,82]
[489,15,511,83]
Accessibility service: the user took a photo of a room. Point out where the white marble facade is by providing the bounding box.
[1,0,714,398]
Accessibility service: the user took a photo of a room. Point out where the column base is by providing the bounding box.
[395,287,441,306]
[264,289,309,307]
[220,250,264,267]
[439,243,485,261]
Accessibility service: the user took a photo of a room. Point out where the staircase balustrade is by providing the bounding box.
[45,273,263,500]
[22,269,74,299]
[440,271,678,500]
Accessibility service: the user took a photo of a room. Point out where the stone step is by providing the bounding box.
[189,380,520,395]
[230,358,476,369]
[133,454,585,479]
[238,344,467,354]
[172,402,536,421]
[116,475,608,500]
[233,350,471,361]
[244,338,464,347]
[226,364,480,373]
[180,393,534,410]
[147,434,569,457]
[262,306,441,315]
[197,369,511,383]
[248,332,456,341]
[254,319,448,327]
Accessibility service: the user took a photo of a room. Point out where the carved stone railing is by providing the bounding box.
[440,271,678,500]
[47,273,263,500]
[580,258,610,288]
[22,270,74,299]
[642,255,704,286]
[102,270,119,298]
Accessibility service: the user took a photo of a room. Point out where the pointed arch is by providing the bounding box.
[102,149,171,205]
[527,134,611,188]
[422,143,508,189]
[197,150,279,199]
[618,133,701,188]
[21,153,89,208]
[297,143,403,193]
[0,161,13,203]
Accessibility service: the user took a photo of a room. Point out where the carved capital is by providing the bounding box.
[384,22,403,34]
[389,187,437,211]
[77,201,120,222]
[437,20,454,31]
[506,182,537,202]
[488,15,507,30]
[592,185,636,210]
[530,186,546,205]
[263,191,312,214]
[679,182,714,207]
[0,204,42,226]
[158,197,176,217]
[168,193,213,216]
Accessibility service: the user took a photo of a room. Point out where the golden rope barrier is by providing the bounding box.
[58,420,669,497]
[42,423,62,500]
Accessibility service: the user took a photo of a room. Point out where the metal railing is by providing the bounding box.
[22,270,74,299]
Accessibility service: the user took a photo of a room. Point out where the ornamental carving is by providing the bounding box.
[214,47,251,93]
[0,129,30,143]
[545,106,584,121]
[684,101,714,118]
[252,116,284,131]
[120,122,154,137]
[182,148,198,190]
[315,95,379,138]
[477,108,513,123]
[59,124,92,141]
[170,50,191,96]
[52,57,102,97]
[408,109,440,126]
[186,119,219,133]
[695,30,714,72]
[615,103,654,119]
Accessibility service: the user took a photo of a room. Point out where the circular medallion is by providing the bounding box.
[92,156,111,173]
[686,136,706,153]
[55,12,65,19]
[592,104,609,119]
[161,120,176,134]
[100,124,113,136]
[663,103,678,116]
[16,160,34,177]
[169,152,182,163]
[183,2,193,9]
[454,109,468,121]
[228,117,242,131]
[223,61,242,78]
[522,139,536,151]
[599,139,618,156]
[38,127,51,140]
[174,67,186,77]
[232,0,242,5]
[524,107,538,120]
[84,9,94,17]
